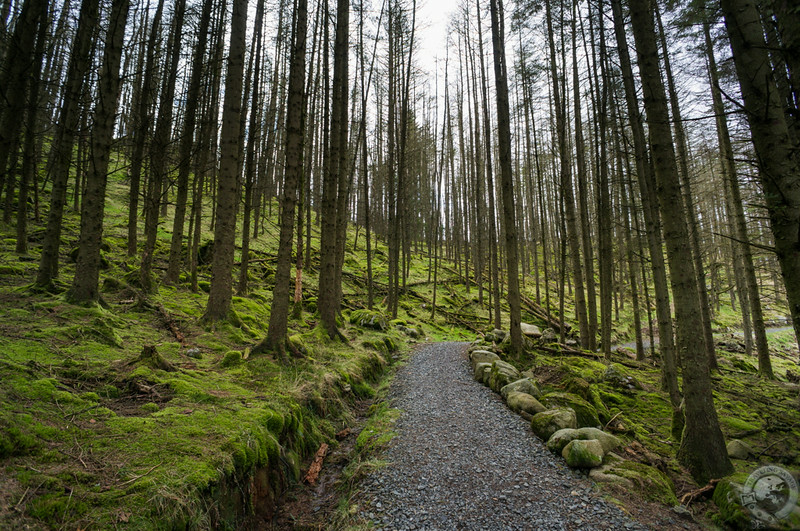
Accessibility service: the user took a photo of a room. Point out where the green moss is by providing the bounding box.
[356,402,400,454]
[712,479,750,529]
[720,417,760,433]
[221,350,243,368]
[27,492,89,525]
[613,461,678,506]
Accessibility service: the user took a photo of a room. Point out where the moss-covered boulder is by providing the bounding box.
[604,363,643,390]
[506,392,546,419]
[474,362,492,382]
[564,376,591,400]
[500,378,541,400]
[562,439,604,468]
[469,349,500,371]
[712,479,750,529]
[531,407,577,441]
[520,322,542,337]
[591,459,678,506]
[726,439,753,460]
[349,309,388,330]
[543,392,600,428]
[546,427,622,455]
[488,361,521,393]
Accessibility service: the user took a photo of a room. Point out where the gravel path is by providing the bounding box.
[355,342,650,530]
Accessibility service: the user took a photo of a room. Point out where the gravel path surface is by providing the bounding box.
[355,342,650,530]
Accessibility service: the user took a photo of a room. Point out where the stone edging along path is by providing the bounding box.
[352,342,655,530]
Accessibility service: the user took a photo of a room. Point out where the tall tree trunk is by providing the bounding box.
[258,0,307,357]
[629,0,733,484]
[166,0,213,284]
[67,0,130,303]
[720,0,800,353]
[489,0,522,354]
[318,0,350,337]
[34,0,98,289]
[203,0,247,322]
[545,0,589,348]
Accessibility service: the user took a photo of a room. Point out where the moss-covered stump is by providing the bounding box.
[543,392,600,428]
[531,408,577,441]
[590,457,678,506]
[562,439,604,468]
[500,378,541,400]
[488,361,521,393]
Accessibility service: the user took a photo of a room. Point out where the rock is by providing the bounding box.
[591,460,678,506]
[481,365,492,385]
[565,339,578,347]
[541,328,557,342]
[491,329,507,342]
[520,322,542,338]
[506,391,546,417]
[546,427,622,455]
[349,309,389,331]
[185,348,202,359]
[562,439,604,468]
[670,505,694,522]
[603,364,643,390]
[712,479,750,529]
[469,350,500,371]
[531,408,577,441]
[726,439,753,460]
[543,392,601,428]
[488,361,521,393]
[473,362,492,382]
[500,378,541,400]
[500,378,542,400]
[563,376,591,400]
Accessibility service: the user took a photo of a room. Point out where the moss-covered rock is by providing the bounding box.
[506,392,546,418]
[469,349,500,371]
[726,439,753,460]
[604,363,642,390]
[531,407,577,441]
[520,322,542,337]
[500,378,541,400]
[546,427,622,455]
[543,392,600,428]
[488,360,521,393]
[349,309,388,331]
[562,439,604,468]
[592,460,678,506]
[712,479,750,529]
[474,362,492,382]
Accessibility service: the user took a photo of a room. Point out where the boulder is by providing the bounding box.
[492,329,507,342]
[349,309,388,331]
[488,361,521,393]
[541,328,557,342]
[726,439,753,460]
[603,363,643,390]
[481,365,493,385]
[590,459,677,505]
[469,349,500,371]
[506,391,546,418]
[520,322,542,338]
[543,392,601,428]
[562,439,604,468]
[531,408,577,441]
[546,427,622,455]
[500,378,541,400]
[473,362,492,382]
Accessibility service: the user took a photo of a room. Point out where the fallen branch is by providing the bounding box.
[680,479,720,506]
[157,304,187,347]
[303,443,329,486]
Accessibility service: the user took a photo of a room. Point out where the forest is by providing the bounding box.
[0,0,799,527]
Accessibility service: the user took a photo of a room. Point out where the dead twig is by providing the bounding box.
[303,443,329,486]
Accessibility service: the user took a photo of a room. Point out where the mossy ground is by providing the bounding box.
[0,170,441,529]
[3,160,800,528]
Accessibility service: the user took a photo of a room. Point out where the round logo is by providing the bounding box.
[740,465,799,525]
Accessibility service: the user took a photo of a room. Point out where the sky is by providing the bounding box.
[414,0,461,78]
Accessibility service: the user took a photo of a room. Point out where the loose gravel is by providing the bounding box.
[354,342,650,530]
